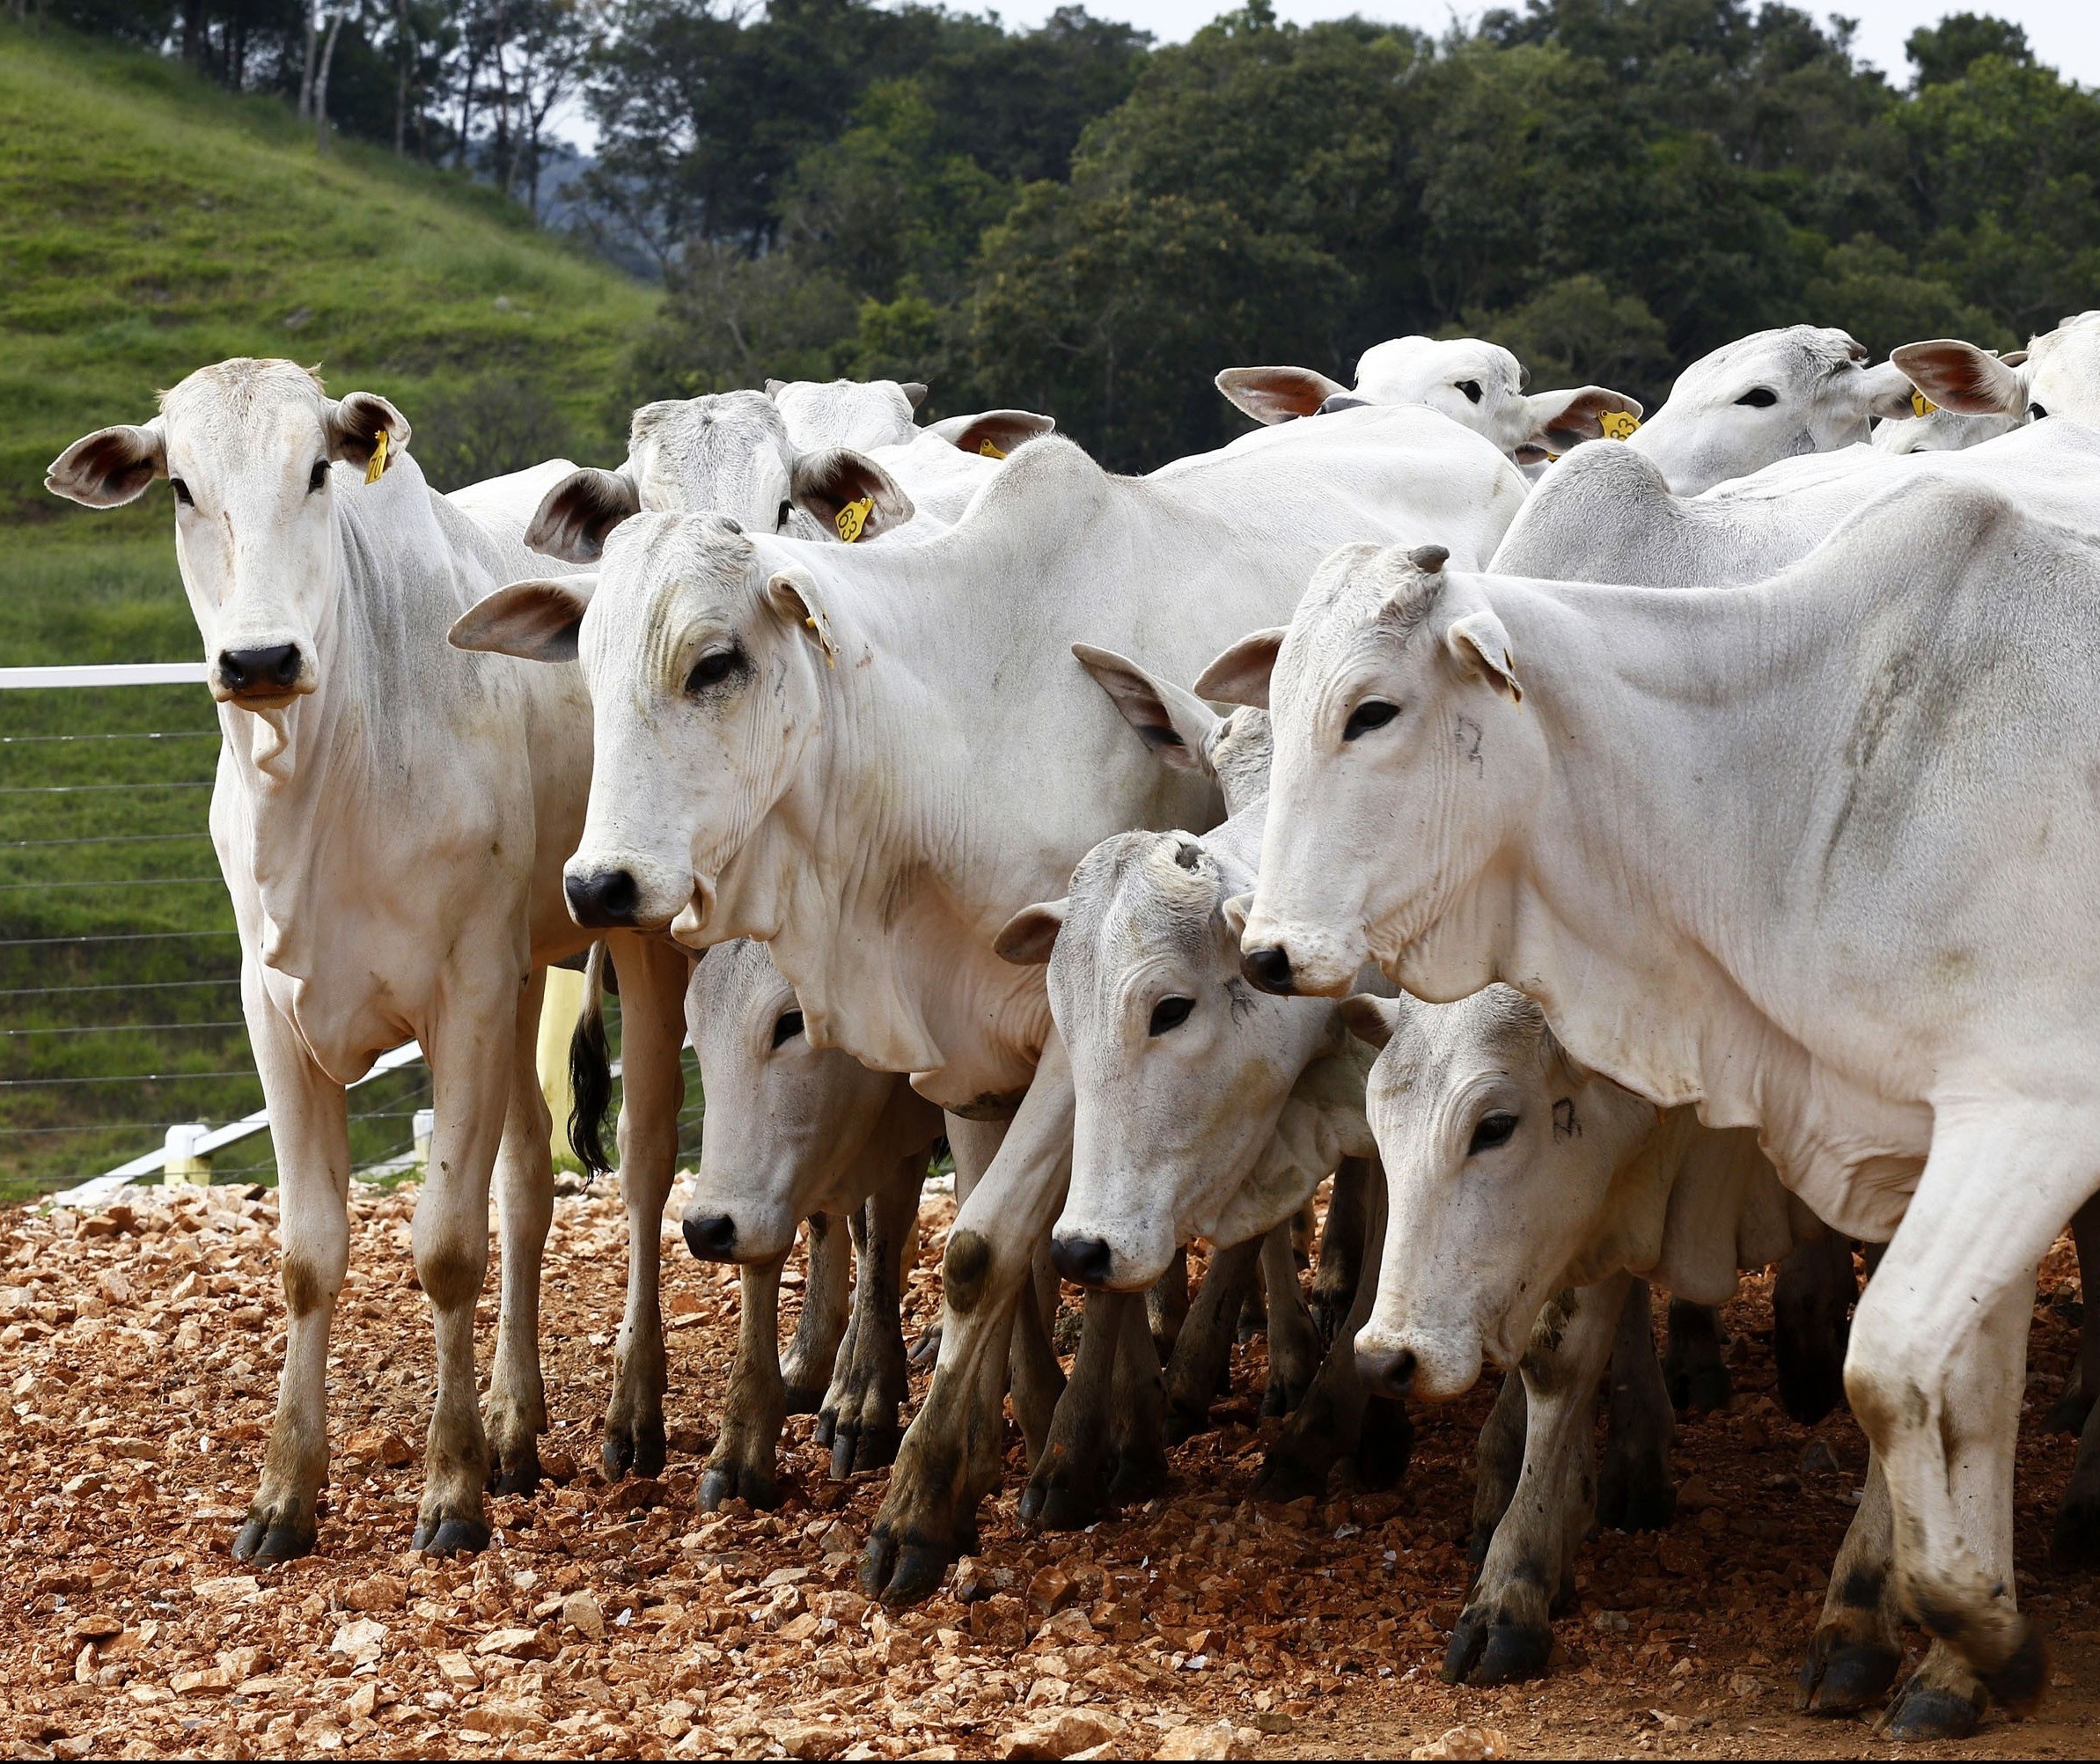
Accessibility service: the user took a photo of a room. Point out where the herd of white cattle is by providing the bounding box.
[44,311,2100,1741]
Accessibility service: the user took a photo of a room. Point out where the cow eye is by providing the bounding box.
[776,500,793,530]
[1344,700,1399,741]
[1735,388,1779,408]
[170,478,195,508]
[684,646,744,694]
[1467,1112,1518,1154]
[1148,996,1194,1036]
[308,459,329,494]
[2030,402,2049,421]
[770,1009,804,1048]
[1456,379,1483,405]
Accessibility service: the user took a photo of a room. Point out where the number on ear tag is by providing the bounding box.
[1912,389,1938,417]
[1598,410,1641,441]
[835,496,873,544]
[977,438,1008,459]
[364,428,391,485]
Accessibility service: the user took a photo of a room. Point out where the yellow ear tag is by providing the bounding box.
[364,428,390,485]
[977,437,1008,459]
[1912,389,1938,417]
[804,615,838,669]
[835,496,873,544]
[1598,410,1641,441]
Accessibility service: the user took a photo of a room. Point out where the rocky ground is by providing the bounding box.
[4,1176,2096,1761]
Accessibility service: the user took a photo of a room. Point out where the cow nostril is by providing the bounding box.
[1356,1343,1417,1398]
[219,644,302,694]
[1240,945,1296,996]
[565,868,641,929]
[1048,1234,1115,1288]
[682,1213,737,1261]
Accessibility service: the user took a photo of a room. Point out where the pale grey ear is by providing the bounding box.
[1222,893,1252,942]
[527,467,642,562]
[900,381,929,410]
[1340,994,1400,1049]
[922,409,1055,458]
[448,576,597,663]
[1860,360,1922,421]
[765,378,789,400]
[1891,340,2026,416]
[1446,607,1521,702]
[327,392,412,473]
[1073,643,1218,773]
[995,898,1068,965]
[764,568,840,665]
[1518,386,1643,455]
[789,448,914,542]
[1215,365,1348,425]
[1194,628,1287,709]
[46,420,167,507]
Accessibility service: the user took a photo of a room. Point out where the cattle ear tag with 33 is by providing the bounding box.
[364,428,391,485]
[1912,389,1938,417]
[977,438,1007,459]
[1598,410,1641,441]
[835,496,873,543]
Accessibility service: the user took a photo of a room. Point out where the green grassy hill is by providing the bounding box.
[0,25,657,1200]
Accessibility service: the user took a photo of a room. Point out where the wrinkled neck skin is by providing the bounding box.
[1384,578,1929,1239]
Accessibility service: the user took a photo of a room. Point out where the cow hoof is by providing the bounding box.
[2052,1488,2100,1569]
[1796,1631,1900,1713]
[1353,1397,1413,1488]
[831,1421,903,1480]
[862,1533,953,1607]
[1597,1458,1676,1532]
[1882,1678,1984,1741]
[907,1327,942,1370]
[1164,1404,1212,1447]
[601,1419,667,1483]
[1252,1445,1330,1503]
[232,1515,316,1563]
[413,1515,491,1557]
[1773,1345,1847,1427]
[1260,1372,1313,1419]
[1442,1607,1551,1686]
[2044,1368,2091,1436]
[488,1450,542,1498]
[699,1462,779,1513]
[1981,1620,2050,1716]
[782,1381,828,1418]
[1666,1363,1732,1413]
[1024,1481,1107,1532]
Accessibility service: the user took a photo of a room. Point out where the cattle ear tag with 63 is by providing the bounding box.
[1599,410,1641,441]
[835,496,874,543]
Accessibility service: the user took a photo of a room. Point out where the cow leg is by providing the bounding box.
[1773,1234,1857,1426]
[1009,1240,1066,1467]
[2049,1197,2100,1563]
[1259,1165,1411,1497]
[1798,1447,1904,1715]
[1467,1373,1529,1568]
[701,1252,790,1510]
[864,1061,1073,1606]
[1662,1298,1731,1412]
[786,1212,852,1416]
[484,969,554,1496]
[233,995,351,1562]
[1020,1286,1128,1529]
[1310,1155,1371,1348]
[1148,1244,1191,1360]
[1110,1286,1170,1501]
[599,937,687,1481]
[1446,1272,1627,1687]
[1163,1236,1261,1443]
[824,1151,926,1476]
[1597,1277,1678,1532]
[1260,1217,1321,1417]
[1846,1121,2080,1725]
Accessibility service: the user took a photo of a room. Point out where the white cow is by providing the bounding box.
[451,405,1529,1602]
[1216,334,1643,466]
[1213,487,2100,1728]
[44,360,693,1555]
[1893,311,2100,429]
[1871,354,2026,454]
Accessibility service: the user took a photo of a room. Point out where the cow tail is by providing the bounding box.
[567,943,616,1180]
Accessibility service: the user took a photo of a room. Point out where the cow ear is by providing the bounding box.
[1222,893,1252,942]
[1519,386,1643,456]
[764,568,842,665]
[922,408,1054,458]
[995,898,1068,965]
[764,378,789,399]
[900,381,929,410]
[1215,366,1348,425]
[1195,628,1286,709]
[789,448,914,542]
[1073,643,1219,773]
[1891,340,2025,416]
[1860,360,1922,421]
[1446,608,1522,702]
[47,421,167,507]
[327,392,411,472]
[528,467,641,562]
[1340,994,1399,1049]
[448,576,597,664]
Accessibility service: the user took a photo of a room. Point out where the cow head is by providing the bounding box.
[767,375,927,452]
[1626,326,1917,494]
[451,511,843,937]
[1872,352,2026,454]
[1896,311,2100,429]
[678,938,919,1262]
[47,358,410,710]
[1205,541,1544,1001]
[1343,988,1657,1400]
